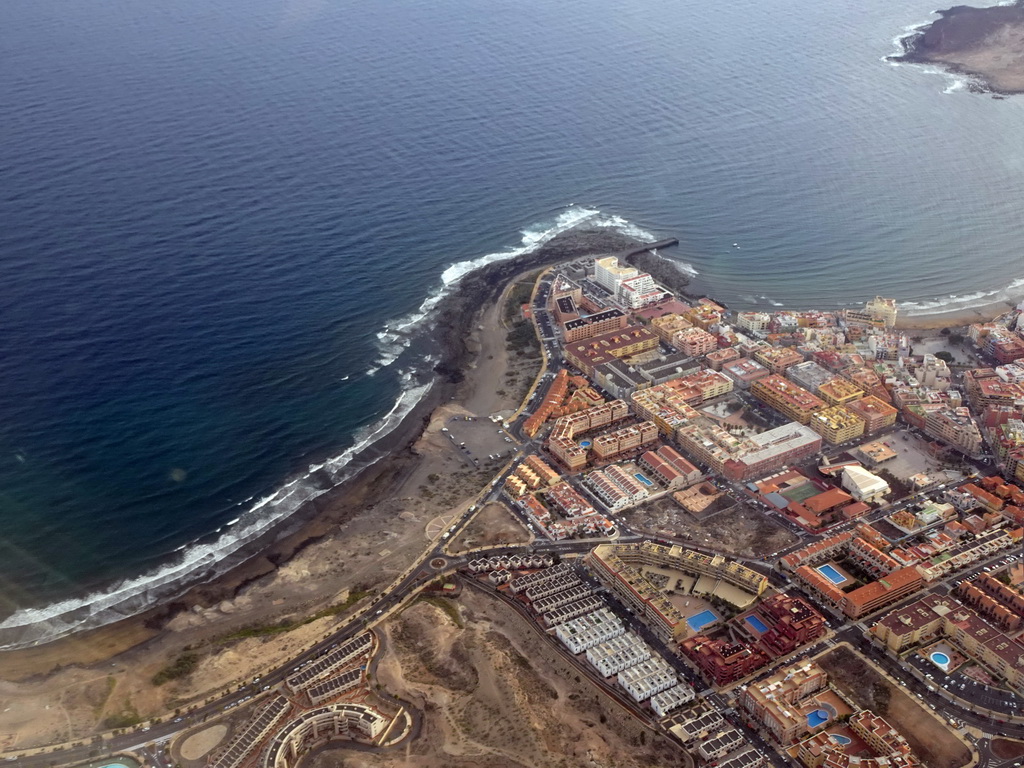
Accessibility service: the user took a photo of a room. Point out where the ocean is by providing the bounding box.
[1,0,1023,648]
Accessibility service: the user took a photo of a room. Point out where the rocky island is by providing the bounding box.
[894,2,1024,94]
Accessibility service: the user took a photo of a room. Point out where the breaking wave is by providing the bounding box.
[0,371,433,650]
[369,206,660,372]
[899,277,1024,316]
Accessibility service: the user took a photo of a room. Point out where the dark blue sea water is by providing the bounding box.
[2,0,1023,646]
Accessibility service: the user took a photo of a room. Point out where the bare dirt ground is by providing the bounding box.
[447,502,533,554]
[818,646,971,768]
[0,285,542,748]
[928,24,1024,94]
[327,586,685,768]
[625,498,799,559]
[991,739,1024,760]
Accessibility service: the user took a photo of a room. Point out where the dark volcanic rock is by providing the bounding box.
[893,2,1024,94]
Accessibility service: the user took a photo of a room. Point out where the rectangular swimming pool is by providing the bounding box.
[686,609,719,632]
[634,472,654,486]
[745,615,770,634]
[816,564,846,584]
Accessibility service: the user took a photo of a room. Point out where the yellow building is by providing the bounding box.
[753,346,804,375]
[808,405,865,445]
[650,313,693,343]
[818,377,864,407]
[750,375,825,424]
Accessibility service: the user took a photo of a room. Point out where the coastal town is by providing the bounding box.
[3,238,1024,768]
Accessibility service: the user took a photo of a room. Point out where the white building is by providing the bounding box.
[593,256,638,294]
[697,728,747,761]
[617,656,676,702]
[586,631,652,677]
[736,312,772,335]
[650,683,696,716]
[841,465,890,503]
[555,608,624,654]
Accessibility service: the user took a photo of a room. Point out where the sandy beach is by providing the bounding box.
[895,300,1016,331]
[0,227,644,748]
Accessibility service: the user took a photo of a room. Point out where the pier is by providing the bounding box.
[620,237,679,257]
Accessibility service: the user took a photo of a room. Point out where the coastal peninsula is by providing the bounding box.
[894,2,1024,94]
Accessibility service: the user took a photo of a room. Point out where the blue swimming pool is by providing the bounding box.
[930,651,950,668]
[745,615,770,634]
[831,735,852,746]
[807,709,831,728]
[580,440,592,448]
[816,564,845,584]
[687,609,719,632]
[634,473,654,486]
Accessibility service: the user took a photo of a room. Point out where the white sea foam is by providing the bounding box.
[369,206,661,372]
[885,13,980,94]
[0,373,434,650]
[899,277,1024,316]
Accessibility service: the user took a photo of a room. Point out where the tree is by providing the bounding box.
[935,351,954,363]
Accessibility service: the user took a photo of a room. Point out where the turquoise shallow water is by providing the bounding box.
[0,0,1022,646]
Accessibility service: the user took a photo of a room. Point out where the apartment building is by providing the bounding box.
[722,357,771,389]
[922,406,984,456]
[808,405,866,445]
[956,573,1024,632]
[743,593,827,657]
[584,545,686,642]
[797,564,923,620]
[562,307,629,342]
[564,326,659,377]
[787,361,834,394]
[818,377,864,407]
[753,346,805,375]
[651,312,693,343]
[673,326,719,356]
[682,636,769,687]
[706,346,742,370]
[591,420,659,460]
[751,375,826,424]
[740,661,829,744]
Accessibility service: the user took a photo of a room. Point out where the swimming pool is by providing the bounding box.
[580,440,592,448]
[816,564,845,584]
[634,473,653,486]
[807,709,831,729]
[686,609,719,632]
[830,735,852,746]
[930,651,951,670]
[745,615,770,634]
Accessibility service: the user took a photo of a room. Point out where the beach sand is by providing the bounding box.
[0,227,643,747]
[895,299,1015,331]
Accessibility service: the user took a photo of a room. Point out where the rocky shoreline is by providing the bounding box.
[893,2,1024,95]
[0,226,646,666]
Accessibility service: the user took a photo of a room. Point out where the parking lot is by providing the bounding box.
[441,415,518,469]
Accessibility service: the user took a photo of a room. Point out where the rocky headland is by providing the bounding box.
[894,2,1024,94]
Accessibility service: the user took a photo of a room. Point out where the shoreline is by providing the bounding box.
[0,226,646,677]
[891,2,1024,96]
[0,224,1019,674]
